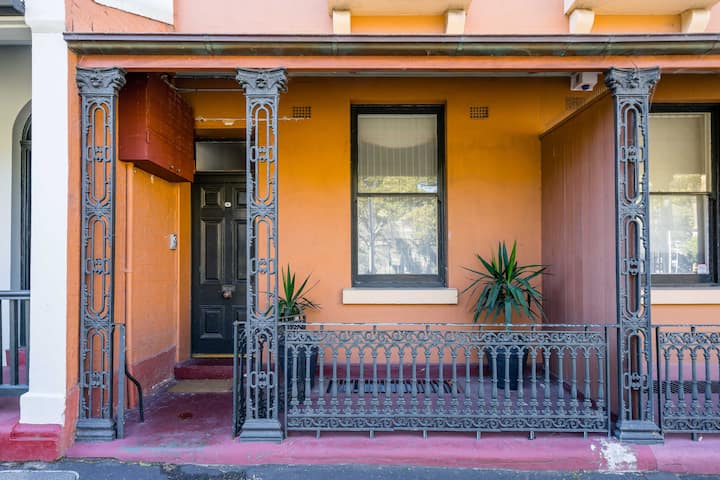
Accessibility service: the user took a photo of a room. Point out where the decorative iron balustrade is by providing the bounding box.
[232,320,248,437]
[655,324,720,438]
[0,290,30,396]
[281,322,612,439]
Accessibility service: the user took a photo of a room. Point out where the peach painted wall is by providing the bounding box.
[114,162,191,401]
[184,76,579,326]
[65,0,720,34]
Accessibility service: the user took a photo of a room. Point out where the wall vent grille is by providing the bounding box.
[292,106,312,119]
[565,97,585,111]
[469,106,489,119]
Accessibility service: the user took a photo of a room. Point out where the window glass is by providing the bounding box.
[357,197,438,275]
[649,113,711,193]
[195,141,246,172]
[357,114,438,194]
[649,111,714,280]
[353,107,444,286]
[650,195,709,275]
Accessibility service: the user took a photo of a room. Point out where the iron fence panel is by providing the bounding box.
[282,322,612,438]
[655,324,720,437]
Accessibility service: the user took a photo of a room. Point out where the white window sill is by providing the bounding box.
[342,288,458,305]
[651,287,720,305]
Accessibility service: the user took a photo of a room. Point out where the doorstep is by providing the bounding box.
[0,397,64,462]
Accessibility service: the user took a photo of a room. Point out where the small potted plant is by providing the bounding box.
[462,241,546,390]
[277,265,319,402]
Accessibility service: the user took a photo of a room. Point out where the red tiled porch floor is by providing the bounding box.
[65,388,720,475]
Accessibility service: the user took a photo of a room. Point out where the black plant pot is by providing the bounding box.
[494,345,530,391]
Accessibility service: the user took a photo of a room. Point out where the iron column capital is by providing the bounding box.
[76,67,127,96]
[605,67,660,96]
[235,68,288,96]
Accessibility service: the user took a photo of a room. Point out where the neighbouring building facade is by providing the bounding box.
[3,0,720,460]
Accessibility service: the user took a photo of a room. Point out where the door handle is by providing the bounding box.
[221,284,236,299]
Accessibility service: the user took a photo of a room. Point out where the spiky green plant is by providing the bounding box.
[462,241,546,325]
[278,265,319,319]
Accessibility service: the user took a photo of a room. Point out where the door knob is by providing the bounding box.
[221,284,236,299]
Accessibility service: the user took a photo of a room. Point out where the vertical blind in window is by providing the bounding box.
[356,114,440,277]
[649,112,712,278]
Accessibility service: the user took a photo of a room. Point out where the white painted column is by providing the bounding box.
[20,0,69,425]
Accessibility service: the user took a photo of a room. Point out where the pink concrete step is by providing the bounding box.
[174,358,234,380]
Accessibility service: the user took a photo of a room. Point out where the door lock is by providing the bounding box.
[221,284,236,299]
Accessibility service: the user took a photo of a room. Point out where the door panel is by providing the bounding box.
[192,175,246,355]
[201,219,224,283]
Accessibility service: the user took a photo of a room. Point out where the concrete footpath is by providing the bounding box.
[1,461,720,480]
[66,431,720,476]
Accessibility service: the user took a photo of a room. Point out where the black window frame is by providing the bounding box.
[350,104,447,288]
[650,104,720,286]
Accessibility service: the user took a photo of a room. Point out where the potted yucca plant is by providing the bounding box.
[277,265,319,402]
[463,241,546,390]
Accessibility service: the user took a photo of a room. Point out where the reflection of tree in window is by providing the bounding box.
[649,111,712,279]
[354,111,442,282]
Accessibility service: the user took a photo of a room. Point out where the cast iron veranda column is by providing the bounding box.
[75,67,126,441]
[236,68,287,442]
[605,67,663,444]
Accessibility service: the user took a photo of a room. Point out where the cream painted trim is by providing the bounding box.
[565,0,719,15]
[94,0,174,24]
[328,0,472,16]
[332,9,351,34]
[681,8,711,33]
[651,287,720,305]
[568,9,595,34]
[342,288,458,305]
[444,9,466,34]
[0,17,30,44]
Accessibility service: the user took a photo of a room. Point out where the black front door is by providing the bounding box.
[191,174,246,355]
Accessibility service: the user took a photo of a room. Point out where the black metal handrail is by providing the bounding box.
[0,290,30,397]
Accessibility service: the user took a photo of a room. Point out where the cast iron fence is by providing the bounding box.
[0,290,30,397]
[232,320,248,437]
[655,324,720,437]
[280,322,612,439]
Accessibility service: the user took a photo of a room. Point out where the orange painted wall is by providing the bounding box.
[115,164,191,398]
[185,76,577,326]
[65,0,720,34]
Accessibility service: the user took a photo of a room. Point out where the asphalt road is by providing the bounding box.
[1,461,720,480]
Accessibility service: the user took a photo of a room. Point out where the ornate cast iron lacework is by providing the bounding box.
[282,323,612,438]
[656,325,720,437]
[76,67,126,442]
[235,68,287,442]
[605,67,663,443]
